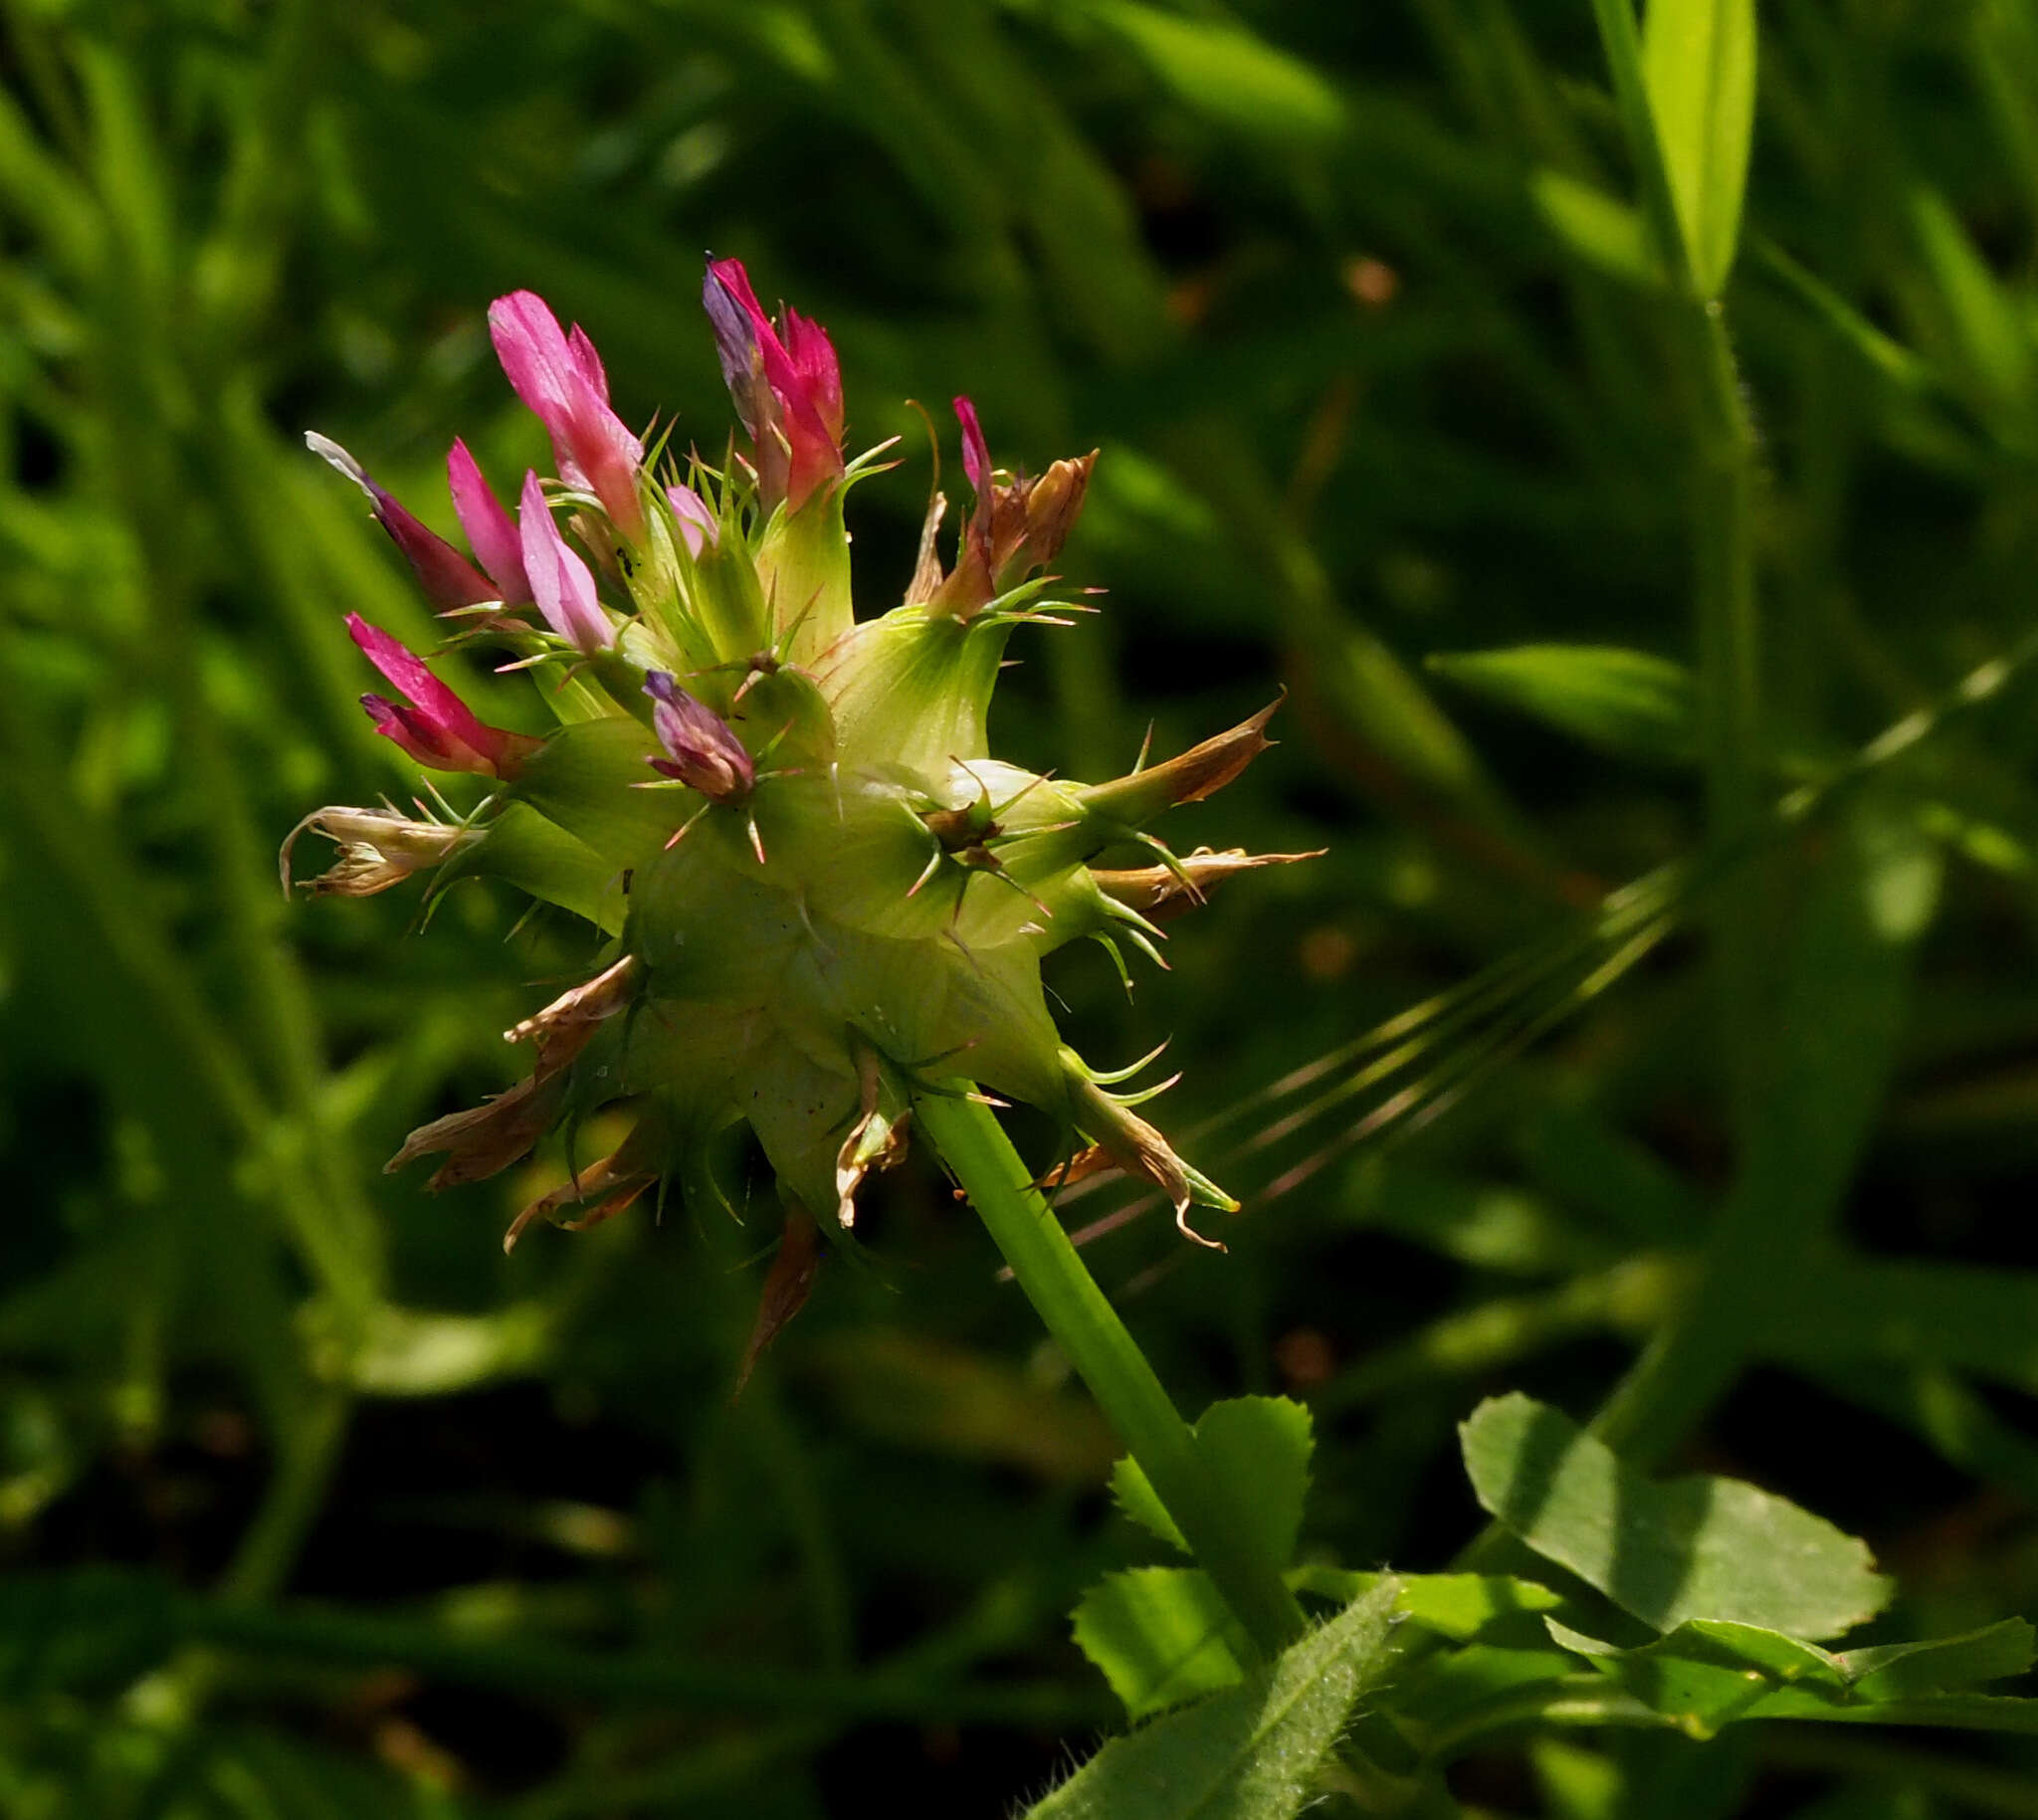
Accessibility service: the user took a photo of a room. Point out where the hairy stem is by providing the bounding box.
[915,1087,1308,1659]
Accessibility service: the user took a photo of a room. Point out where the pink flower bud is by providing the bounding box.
[955,395,992,499]
[307,433,498,610]
[488,291,646,541]
[703,258,844,513]
[447,438,530,604]
[345,614,540,776]
[667,482,717,558]
[518,471,612,654]
[644,671,754,801]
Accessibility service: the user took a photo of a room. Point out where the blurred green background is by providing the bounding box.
[6,0,2038,1813]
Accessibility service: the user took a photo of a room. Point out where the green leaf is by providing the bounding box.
[1195,1398,1314,1570]
[1347,1158,1611,1276]
[1837,1620,2036,1701]
[341,1303,555,1397]
[1112,1396,1315,1566]
[1753,239,1940,397]
[0,1569,174,1693]
[1545,1615,2038,1739]
[1427,645,1696,762]
[1639,0,1757,296]
[1023,1579,1400,1820]
[1529,1739,1625,1820]
[1392,1640,1583,1734]
[1834,1695,2038,1734]
[1547,1616,1848,1736]
[1909,186,2034,405]
[1084,1,1346,150]
[1072,1567,1250,1719]
[1112,1452,1190,1554]
[1516,1103,1709,1245]
[1760,1261,2038,1395]
[1291,1567,1567,1642]
[1530,170,1664,289]
[1461,1393,1893,1638]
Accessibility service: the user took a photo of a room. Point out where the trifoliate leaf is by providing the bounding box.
[1838,1621,2036,1702]
[1291,1566,1566,1643]
[1111,1396,1314,1565]
[1461,1393,1892,1638]
[1544,1615,2038,1739]
[1073,1567,1250,1719]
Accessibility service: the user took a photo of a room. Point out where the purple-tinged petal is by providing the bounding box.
[448,439,530,604]
[702,258,845,512]
[345,614,538,776]
[644,671,754,801]
[667,483,717,559]
[307,432,497,610]
[703,258,772,446]
[489,291,645,539]
[518,472,611,654]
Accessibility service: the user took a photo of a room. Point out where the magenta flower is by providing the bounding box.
[307,434,499,611]
[956,395,993,498]
[346,614,540,777]
[489,292,646,541]
[703,257,844,513]
[518,472,612,654]
[448,439,531,605]
[644,672,753,801]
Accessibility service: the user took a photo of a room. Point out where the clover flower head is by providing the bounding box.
[298,264,1315,1356]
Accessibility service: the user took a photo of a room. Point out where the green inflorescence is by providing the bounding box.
[292,263,1310,1296]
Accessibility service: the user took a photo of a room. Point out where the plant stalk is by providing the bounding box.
[915,1087,1309,1659]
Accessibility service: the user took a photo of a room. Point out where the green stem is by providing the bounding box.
[219,1388,351,1605]
[1567,0,1769,1465]
[914,1088,1308,1659]
[1588,303,1769,1467]
[1691,298,1767,1144]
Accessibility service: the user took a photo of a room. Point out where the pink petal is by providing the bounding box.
[308,432,495,609]
[952,397,990,500]
[567,323,609,400]
[345,619,537,776]
[782,306,843,442]
[346,613,489,747]
[518,472,610,654]
[448,439,531,604]
[489,292,576,428]
[490,291,645,539]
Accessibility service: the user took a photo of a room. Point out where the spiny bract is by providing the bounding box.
[291,260,1309,1276]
